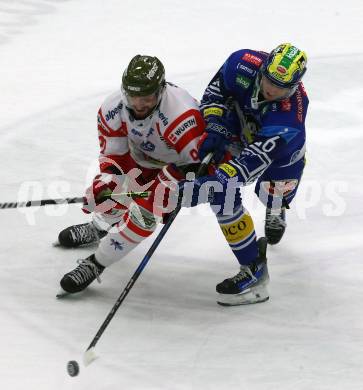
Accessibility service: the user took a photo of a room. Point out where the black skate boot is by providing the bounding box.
[57,222,107,248]
[265,208,286,245]
[216,237,269,306]
[59,254,105,294]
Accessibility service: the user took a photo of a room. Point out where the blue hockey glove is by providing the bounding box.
[198,117,232,163]
[179,163,242,212]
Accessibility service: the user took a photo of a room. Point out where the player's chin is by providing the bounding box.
[134,108,153,119]
[136,109,148,115]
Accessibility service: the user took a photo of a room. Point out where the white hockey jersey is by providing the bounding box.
[97,83,205,170]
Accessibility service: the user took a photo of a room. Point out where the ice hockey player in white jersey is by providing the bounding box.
[57,55,205,294]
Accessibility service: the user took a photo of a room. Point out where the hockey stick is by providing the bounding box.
[0,192,150,209]
[83,153,213,366]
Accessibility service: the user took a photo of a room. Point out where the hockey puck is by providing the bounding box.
[67,360,79,377]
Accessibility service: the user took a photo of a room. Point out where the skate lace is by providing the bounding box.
[68,259,102,285]
[231,265,257,284]
[72,224,97,244]
[265,213,286,230]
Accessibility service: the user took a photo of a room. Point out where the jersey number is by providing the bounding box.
[254,136,280,153]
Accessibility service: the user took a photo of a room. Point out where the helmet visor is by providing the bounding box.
[260,75,295,101]
[122,87,163,119]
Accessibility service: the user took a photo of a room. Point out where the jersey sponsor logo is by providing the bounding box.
[140,140,155,152]
[295,89,304,123]
[219,163,237,177]
[158,111,169,126]
[236,74,252,89]
[105,102,123,121]
[164,109,204,153]
[204,107,223,117]
[131,128,143,137]
[236,63,257,76]
[242,53,263,66]
[168,115,197,143]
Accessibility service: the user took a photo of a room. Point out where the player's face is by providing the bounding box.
[260,76,292,101]
[128,94,158,119]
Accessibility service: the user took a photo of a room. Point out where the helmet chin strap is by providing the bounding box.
[155,83,166,107]
[251,74,263,109]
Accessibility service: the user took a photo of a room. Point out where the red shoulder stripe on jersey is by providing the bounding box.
[164,109,205,153]
[98,108,128,137]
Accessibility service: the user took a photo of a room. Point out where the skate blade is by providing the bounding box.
[53,240,98,249]
[218,296,269,306]
[217,285,269,306]
[56,288,69,298]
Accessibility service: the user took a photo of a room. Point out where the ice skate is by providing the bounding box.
[58,254,105,295]
[265,208,286,245]
[56,222,107,248]
[216,237,269,306]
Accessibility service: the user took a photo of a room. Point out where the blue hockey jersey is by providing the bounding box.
[200,49,309,184]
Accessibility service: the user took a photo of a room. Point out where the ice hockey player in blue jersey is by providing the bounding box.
[194,43,309,305]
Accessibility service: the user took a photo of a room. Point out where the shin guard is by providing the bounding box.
[217,205,258,266]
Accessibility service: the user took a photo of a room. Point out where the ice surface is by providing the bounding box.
[0,0,363,389]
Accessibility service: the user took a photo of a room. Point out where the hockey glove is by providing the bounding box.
[82,173,126,214]
[137,164,186,219]
[180,162,242,213]
[198,117,232,164]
